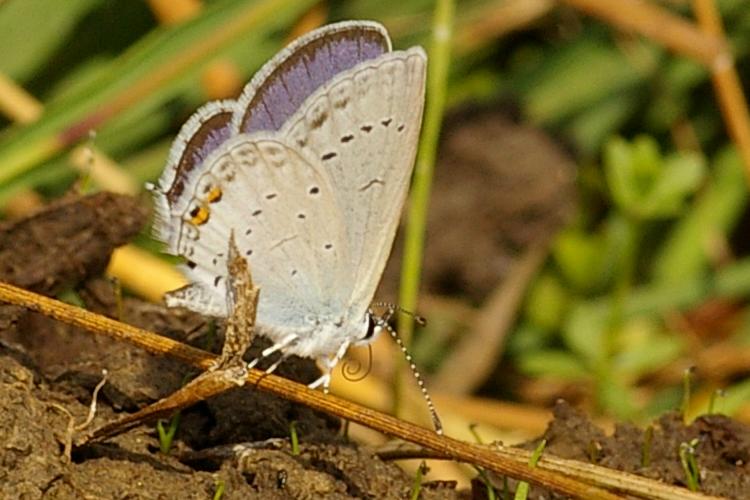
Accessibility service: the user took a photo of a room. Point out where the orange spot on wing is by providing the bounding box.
[207,186,223,203]
[189,205,210,225]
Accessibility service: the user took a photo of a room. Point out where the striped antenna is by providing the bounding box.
[369,305,443,435]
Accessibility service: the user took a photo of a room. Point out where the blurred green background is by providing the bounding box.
[2,0,750,428]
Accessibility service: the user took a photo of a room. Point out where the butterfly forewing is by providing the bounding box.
[282,48,427,316]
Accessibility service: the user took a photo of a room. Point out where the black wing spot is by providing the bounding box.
[212,257,218,266]
[265,193,277,200]
[291,269,298,276]
[324,243,333,250]
[245,249,253,256]
[381,118,392,127]
[252,209,262,216]
[308,186,320,195]
[359,178,385,191]
[360,125,373,133]
[297,213,306,219]
[296,138,307,148]
[311,111,328,129]
[245,228,252,235]
[397,124,405,132]
[334,96,349,109]
[321,152,337,161]
[341,134,354,143]
[186,260,197,269]
[213,275,222,287]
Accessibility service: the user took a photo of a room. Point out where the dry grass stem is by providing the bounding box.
[0,281,629,499]
[560,0,725,66]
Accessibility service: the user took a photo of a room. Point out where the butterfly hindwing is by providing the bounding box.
[168,134,350,329]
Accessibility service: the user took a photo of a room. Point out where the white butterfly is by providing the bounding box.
[150,21,426,392]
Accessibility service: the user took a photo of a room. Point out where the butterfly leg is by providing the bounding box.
[246,333,299,370]
[308,340,351,393]
[307,372,330,391]
[263,353,289,376]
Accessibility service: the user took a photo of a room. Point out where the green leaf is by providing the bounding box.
[562,301,608,365]
[644,151,705,216]
[613,318,684,380]
[597,374,638,418]
[553,229,608,292]
[524,273,569,331]
[0,0,102,81]
[517,350,589,380]
[604,135,706,219]
[519,35,653,126]
[652,147,747,284]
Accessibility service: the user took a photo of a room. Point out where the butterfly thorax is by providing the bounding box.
[256,309,371,360]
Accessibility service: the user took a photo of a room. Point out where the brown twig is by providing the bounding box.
[0,72,43,124]
[375,442,725,500]
[693,0,750,186]
[146,0,202,25]
[84,367,247,442]
[454,0,554,53]
[0,281,621,499]
[558,0,725,66]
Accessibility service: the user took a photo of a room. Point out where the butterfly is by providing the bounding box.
[150,20,426,395]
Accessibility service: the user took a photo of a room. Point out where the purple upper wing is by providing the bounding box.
[235,21,390,134]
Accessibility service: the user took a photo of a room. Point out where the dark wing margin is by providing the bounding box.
[234,21,391,134]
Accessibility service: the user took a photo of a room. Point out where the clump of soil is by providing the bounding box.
[0,346,462,498]
[487,401,750,499]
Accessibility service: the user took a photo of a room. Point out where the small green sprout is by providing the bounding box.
[157,411,181,455]
[679,438,701,492]
[515,439,547,500]
[588,440,602,464]
[110,276,123,321]
[409,461,428,500]
[341,419,350,440]
[212,479,225,500]
[641,425,653,468]
[681,366,696,424]
[468,424,497,499]
[707,389,725,415]
[289,421,299,456]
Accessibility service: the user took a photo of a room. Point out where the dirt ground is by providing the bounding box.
[1,110,748,498]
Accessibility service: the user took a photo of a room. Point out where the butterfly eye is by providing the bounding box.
[363,314,377,340]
